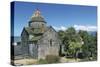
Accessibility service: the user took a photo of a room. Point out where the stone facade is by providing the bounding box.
[21,9,61,59]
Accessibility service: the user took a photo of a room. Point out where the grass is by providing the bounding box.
[14,57,96,65]
[38,55,60,64]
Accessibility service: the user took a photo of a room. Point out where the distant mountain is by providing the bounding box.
[88,31,97,36]
[14,36,21,42]
[76,30,97,36]
[11,36,21,42]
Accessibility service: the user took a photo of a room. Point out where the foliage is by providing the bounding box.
[58,27,82,58]
[78,30,97,60]
[58,27,97,61]
[68,41,82,58]
[38,55,60,64]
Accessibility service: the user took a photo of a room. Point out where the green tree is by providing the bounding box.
[68,41,82,59]
[78,30,97,60]
[58,27,82,59]
[58,30,65,43]
[58,27,97,60]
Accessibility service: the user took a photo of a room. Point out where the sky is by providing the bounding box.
[12,1,97,36]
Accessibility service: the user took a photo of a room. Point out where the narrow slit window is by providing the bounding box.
[50,39,52,46]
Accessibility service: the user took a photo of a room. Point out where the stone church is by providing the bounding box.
[21,9,61,59]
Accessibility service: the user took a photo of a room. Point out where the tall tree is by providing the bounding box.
[78,30,97,60]
[58,27,82,58]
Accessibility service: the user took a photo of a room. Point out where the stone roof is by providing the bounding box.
[22,25,58,43]
[25,27,43,35]
[25,27,34,35]
[24,27,43,41]
[30,16,46,23]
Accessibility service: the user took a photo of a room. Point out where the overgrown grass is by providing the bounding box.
[38,55,60,64]
[38,59,48,64]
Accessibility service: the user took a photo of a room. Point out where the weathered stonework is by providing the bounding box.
[20,9,61,59]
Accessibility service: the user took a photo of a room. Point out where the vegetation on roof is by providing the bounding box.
[25,27,43,35]
[30,36,42,41]
[30,16,46,22]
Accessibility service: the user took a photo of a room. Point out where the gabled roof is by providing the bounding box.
[24,27,34,35]
[23,27,43,41]
[24,27,43,35]
[45,26,58,33]
[21,26,58,42]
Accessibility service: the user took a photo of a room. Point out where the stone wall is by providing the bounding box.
[29,43,38,59]
[20,26,61,59]
[14,44,22,56]
[21,30,29,56]
[37,27,60,59]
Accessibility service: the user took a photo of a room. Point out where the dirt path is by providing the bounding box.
[14,58,38,65]
[60,57,80,63]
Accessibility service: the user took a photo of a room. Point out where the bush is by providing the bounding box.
[45,55,60,63]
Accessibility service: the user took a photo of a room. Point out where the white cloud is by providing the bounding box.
[60,26,66,31]
[53,25,97,32]
[53,26,66,31]
[73,25,97,31]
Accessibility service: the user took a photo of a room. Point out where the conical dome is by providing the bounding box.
[30,9,46,23]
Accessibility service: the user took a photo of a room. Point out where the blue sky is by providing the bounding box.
[12,1,97,36]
